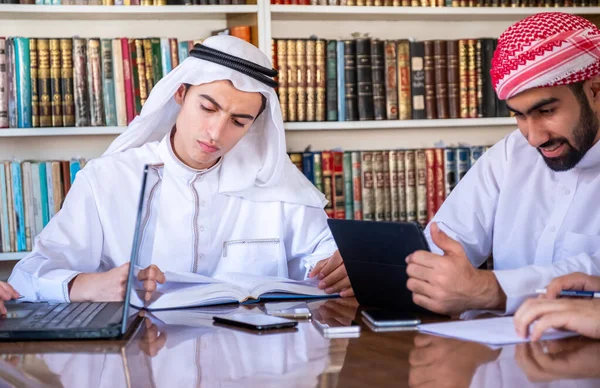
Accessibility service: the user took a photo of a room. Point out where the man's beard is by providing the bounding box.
[538,101,600,172]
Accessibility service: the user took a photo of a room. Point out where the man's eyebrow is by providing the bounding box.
[199,94,255,121]
[506,97,559,115]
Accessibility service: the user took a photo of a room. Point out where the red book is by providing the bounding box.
[433,148,446,213]
[121,38,135,124]
[321,151,334,219]
[425,149,436,223]
[332,151,346,219]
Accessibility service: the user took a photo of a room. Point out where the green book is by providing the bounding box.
[101,39,117,126]
[313,152,323,193]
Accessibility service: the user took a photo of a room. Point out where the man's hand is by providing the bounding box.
[312,298,359,327]
[69,263,130,302]
[406,222,506,315]
[514,298,600,341]
[137,265,166,302]
[139,317,168,357]
[543,272,600,299]
[0,282,20,315]
[309,250,354,297]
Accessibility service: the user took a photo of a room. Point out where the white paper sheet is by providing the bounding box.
[418,316,578,346]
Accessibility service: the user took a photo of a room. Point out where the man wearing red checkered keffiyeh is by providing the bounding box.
[406,13,600,321]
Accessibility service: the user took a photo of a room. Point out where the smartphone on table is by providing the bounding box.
[213,313,298,331]
[361,309,421,327]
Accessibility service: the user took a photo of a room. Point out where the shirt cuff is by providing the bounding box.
[37,270,82,303]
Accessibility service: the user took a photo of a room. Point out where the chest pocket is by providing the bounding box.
[216,238,284,277]
[559,232,600,261]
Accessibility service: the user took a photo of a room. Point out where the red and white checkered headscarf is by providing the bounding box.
[492,12,600,100]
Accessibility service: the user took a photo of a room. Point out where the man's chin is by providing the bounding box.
[542,154,581,172]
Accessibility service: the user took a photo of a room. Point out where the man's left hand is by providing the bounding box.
[309,250,354,297]
[406,222,505,316]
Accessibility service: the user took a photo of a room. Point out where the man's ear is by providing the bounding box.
[589,76,600,102]
[174,84,187,105]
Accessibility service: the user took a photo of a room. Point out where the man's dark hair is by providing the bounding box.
[183,83,267,120]
[568,81,588,107]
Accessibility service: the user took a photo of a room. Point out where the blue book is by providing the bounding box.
[302,152,314,184]
[455,148,471,183]
[11,162,26,252]
[13,37,32,128]
[0,167,9,253]
[46,162,54,220]
[444,148,457,196]
[178,41,189,64]
[69,159,81,184]
[160,38,172,75]
[101,39,118,126]
[38,163,50,227]
[336,41,345,122]
[343,151,354,220]
[470,146,485,166]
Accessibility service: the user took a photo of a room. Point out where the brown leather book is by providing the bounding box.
[332,151,346,219]
[72,38,90,127]
[286,40,297,122]
[446,40,460,119]
[230,26,251,44]
[433,40,449,119]
[397,150,407,222]
[476,39,484,118]
[382,150,392,221]
[60,39,75,127]
[51,161,63,215]
[305,39,316,122]
[30,38,39,128]
[143,39,155,95]
[87,38,105,126]
[371,39,386,120]
[416,149,428,227]
[373,151,385,222]
[425,149,436,223]
[397,40,412,120]
[467,39,478,118]
[389,151,400,222]
[458,39,469,119]
[384,41,398,120]
[322,151,335,219]
[296,39,307,122]
[423,41,437,120]
[315,39,327,122]
[49,39,63,127]
[434,148,445,213]
[61,161,71,199]
[276,40,288,122]
[405,150,417,223]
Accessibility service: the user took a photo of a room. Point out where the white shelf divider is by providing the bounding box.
[270,5,600,21]
[284,117,517,131]
[0,127,126,137]
[0,4,259,20]
[0,252,27,262]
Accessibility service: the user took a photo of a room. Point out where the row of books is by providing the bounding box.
[0,29,254,129]
[271,0,598,6]
[289,145,491,224]
[2,0,248,4]
[272,37,509,123]
[0,159,85,253]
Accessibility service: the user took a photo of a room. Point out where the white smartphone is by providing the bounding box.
[264,302,312,319]
[361,309,421,327]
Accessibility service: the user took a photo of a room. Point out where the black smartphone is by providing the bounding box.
[361,309,421,327]
[213,314,298,331]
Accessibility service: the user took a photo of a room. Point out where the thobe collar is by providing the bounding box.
[576,136,600,170]
[157,130,222,182]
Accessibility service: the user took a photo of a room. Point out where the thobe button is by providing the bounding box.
[563,188,571,195]
[199,253,205,259]
[200,200,206,206]
[199,225,205,232]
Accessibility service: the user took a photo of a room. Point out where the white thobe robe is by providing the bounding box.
[8,133,337,303]
[426,129,600,314]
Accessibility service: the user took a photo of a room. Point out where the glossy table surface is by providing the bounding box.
[0,298,598,388]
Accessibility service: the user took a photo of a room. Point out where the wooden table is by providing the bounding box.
[0,298,598,387]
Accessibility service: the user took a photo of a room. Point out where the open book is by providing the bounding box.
[129,270,336,310]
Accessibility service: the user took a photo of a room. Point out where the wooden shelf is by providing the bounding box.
[0,252,27,262]
[0,4,259,20]
[0,127,125,137]
[284,117,517,131]
[270,5,600,21]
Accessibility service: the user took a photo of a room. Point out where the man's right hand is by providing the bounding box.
[543,272,600,299]
[69,263,130,302]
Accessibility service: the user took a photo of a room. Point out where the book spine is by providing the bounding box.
[313,152,323,193]
[276,40,288,122]
[21,162,32,251]
[296,40,307,122]
[14,37,32,128]
[135,39,148,109]
[38,162,49,227]
[73,38,90,127]
[416,149,428,227]
[49,39,62,127]
[423,40,437,120]
[289,153,303,172]
[384,40,398,120]
[302,152,315,184]
[321,151,334,218]
[87,38,104,127]
[405,150,417,223]
[356,38,374,121]
[45,162,54,220]
[382,151,392,221]
[305,39,316,122]
[31,163,43,240]
[29,38,39,128]
[447,40,460,119]
[0,167,9,252]
[434,40,449,119]
[51,162,62,216]
[11,163,25,252]
[343,40,358,121]
[455,147,470,183]
[151,38,163,84]
[443,148,457,197]
[371,39,386,120]
[325,40,337,121]
[0,38,7,128]
[6,39,17,128]
[101,39,117,127]
[425,149,436,223]
[389,151,400,222]
[286,40,297,122]
[169,38,179,69]
[60,39,75,127]
[315,39,327,122]
[434,148,445,212]
[360,151,375,221]
[343,152,354,220]
[397,150,407,222]
[128,40,142,116]
[458,39,469,119]
[476,40,484,119]
[408,41,423,120]
[351,151,362,220]
[336,41,345,122]
[333,152,346,219]
[373,151,385,221]
[481,39,497,118]
[467,39,478,118]
[160,38,172,75]
[5,163,15,252]
[61,161,71,198]
[178,41,189,63]
[37,39,52,127]
[111,39,126,127]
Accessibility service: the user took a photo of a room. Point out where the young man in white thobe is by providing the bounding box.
[7,36,353,303]
[405,12,600,316]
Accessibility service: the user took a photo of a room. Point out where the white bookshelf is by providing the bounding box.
[0,252,27,262]
[0,127,125,137]
[284,117,516,131]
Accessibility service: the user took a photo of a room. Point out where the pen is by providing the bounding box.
[535,288,600,298]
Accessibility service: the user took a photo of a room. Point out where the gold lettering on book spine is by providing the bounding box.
[276,40,288,122]
[315,39,327,122]
[60,39,75,127]
[287,40,297,122]
[30,38,39,128]
[37,39,52,127]
[49,39,63,127]
[296,40,307,122]
[305,39,316,122]
[458,40,469,119]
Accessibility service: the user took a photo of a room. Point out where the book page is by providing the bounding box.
[215,272,331,299]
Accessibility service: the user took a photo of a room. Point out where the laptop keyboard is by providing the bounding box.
[18,302,108,330]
